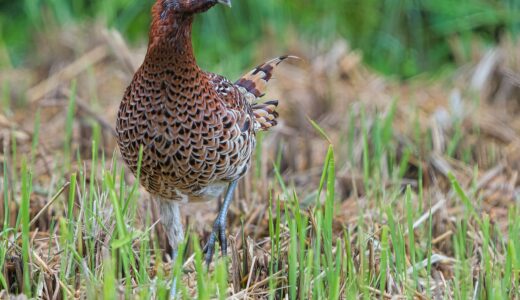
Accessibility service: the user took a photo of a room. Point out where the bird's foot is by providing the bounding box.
[203,180,237,267]
[203,216,227,266]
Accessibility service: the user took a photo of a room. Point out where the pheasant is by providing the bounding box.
[116,0,292,276]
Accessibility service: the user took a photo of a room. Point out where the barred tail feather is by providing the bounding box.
[235,55,298,100]
[252,100,279,131]
[237,56,297,131]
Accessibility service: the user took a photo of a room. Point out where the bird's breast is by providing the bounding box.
[116,78,255,201]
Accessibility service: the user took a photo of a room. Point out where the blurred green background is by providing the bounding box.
[0,0,519,77]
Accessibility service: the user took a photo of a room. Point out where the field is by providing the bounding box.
[1,0,520,299]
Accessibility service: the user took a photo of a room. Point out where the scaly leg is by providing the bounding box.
[203,180,238,266]
[159,200,184,299]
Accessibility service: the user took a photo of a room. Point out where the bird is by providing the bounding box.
[115,0,293,288]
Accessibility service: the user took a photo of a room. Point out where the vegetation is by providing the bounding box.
[1,0,519,76]
[1,0,520,299]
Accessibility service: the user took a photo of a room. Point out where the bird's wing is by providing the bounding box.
[207,55,295,132]
[207,72,255,133]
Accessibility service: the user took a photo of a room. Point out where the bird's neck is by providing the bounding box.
[145,13,199,74]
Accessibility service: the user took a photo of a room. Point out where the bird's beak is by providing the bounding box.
[217,0,232,8]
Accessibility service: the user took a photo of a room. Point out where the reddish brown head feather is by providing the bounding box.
[153,0,223,19]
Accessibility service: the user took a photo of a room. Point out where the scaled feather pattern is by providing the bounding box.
[116,0,292,204]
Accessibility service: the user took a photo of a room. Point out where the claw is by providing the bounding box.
[203,180,237,267]
[203,219,227,266]
[203,231,217,266]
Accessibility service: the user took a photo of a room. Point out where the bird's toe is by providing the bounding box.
[203,232,217,266]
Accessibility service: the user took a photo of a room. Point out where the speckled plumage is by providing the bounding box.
[116,0,290,205]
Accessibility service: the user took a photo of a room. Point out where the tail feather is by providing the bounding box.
[236,55,297,131]
[235,56,297,99]
[252,100,279,131]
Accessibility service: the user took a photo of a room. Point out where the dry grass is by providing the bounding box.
[1,24,520,299]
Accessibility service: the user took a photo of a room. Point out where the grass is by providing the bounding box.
[1,0,520,77]
[2,82,520,298]
[1,1,520,298]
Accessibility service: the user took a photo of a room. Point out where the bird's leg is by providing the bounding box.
[204,180,238,266]
[158,200,184,299]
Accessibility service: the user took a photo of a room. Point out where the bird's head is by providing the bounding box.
[149,0,230,48]
[158,0,231,17]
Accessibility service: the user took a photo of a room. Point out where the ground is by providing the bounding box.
[1,25,520,299]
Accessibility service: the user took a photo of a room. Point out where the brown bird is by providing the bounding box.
[116,0,292,281]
